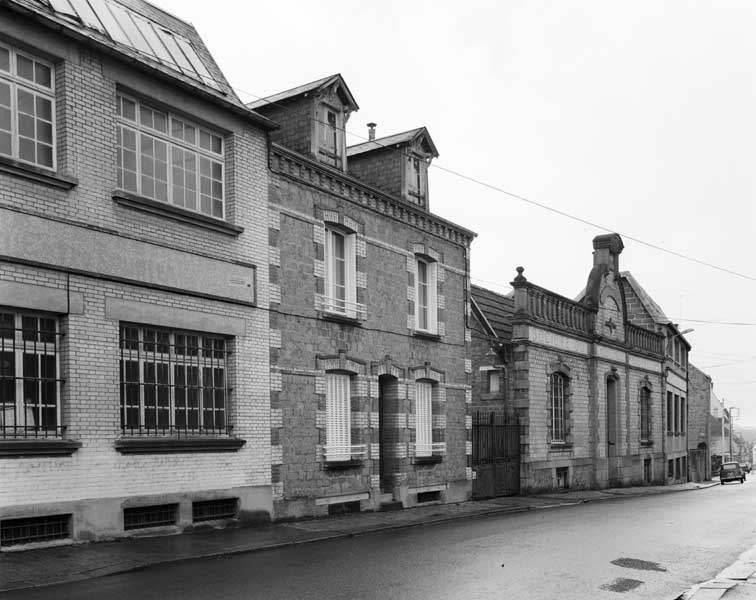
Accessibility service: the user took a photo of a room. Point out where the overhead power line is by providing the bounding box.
[232,83,756,283]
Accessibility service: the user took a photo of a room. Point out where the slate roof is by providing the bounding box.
[619,272,670,325]
[347,127,439,158]
[471,284,515,340]
[246,74,358,112]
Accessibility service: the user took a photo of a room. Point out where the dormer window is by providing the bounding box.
[405,155,427,205]
[318,105,343,169]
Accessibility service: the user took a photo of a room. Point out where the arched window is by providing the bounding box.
[549,372,567,443]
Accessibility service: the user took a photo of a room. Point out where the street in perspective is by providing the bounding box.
[1,0,755,599]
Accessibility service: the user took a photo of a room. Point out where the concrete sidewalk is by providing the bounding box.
[0,481,716,594]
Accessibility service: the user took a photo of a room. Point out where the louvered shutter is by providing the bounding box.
[415,381,432,456]
[326,373,351,460]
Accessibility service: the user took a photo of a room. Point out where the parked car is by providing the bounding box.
[740,463,751,474]
[720,461,745,484]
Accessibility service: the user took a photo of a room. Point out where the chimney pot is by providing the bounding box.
[367,122,377,141]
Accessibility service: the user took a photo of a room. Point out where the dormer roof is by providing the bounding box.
[347,126,439,158]
[247,73,359,112]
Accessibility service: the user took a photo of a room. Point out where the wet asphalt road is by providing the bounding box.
[3,480,756,600]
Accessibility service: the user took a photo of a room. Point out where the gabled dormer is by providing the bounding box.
[247,74,358,171]
[347,126,439,210]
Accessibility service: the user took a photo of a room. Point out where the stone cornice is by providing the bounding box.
[269,143,476,247]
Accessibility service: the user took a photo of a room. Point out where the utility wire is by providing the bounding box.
[233,83,756,283]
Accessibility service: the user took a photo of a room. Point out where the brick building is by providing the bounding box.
[249,75,476,518]
[472,234,675,494]
[0,0,275,546]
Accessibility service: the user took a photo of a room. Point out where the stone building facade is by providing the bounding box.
[687,363,712,481]
[249,75,476,519]
[0,0,274,546]
[472,234,673,494]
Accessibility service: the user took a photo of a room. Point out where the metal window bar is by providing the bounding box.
[0,514,70,547]
[123,504,177,530]
[119,325,230,436]
[640,389,652,441]
[192,498,238,522]
[0,313,63,439]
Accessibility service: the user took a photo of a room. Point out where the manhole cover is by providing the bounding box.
[600,578,644,593]
[611,558,667,572]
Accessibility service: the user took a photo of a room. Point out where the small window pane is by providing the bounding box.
[0,47,9,72]
[16,55,35,82]
[34,62,52,88]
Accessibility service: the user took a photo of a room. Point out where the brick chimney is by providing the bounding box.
[367,122,376,141]
[583,233,624,310]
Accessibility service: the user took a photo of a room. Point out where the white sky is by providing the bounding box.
[153,0,756,424]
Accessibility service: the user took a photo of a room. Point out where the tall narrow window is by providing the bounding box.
[674,394,680,434]
[0,312,61,438]
[318,105,342,168]
[548,373,566,444]
[119,325,228,435]
[324,226,356,317]
[116,94,224,218]
[405,155,426,205]
[666,391,673,434]
[415,258,437,333]
[488,370,500,394]
[0,43,55,169]
[415,381,433,457]
[325,373,351,461]
[640,387,651,442]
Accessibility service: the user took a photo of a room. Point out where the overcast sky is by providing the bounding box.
[154,0,756,425]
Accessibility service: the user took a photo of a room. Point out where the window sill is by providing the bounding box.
[113,190,244,236]
[323,459,364,470]
[114,436,246,454]
[0,155,78,190]
[321,311,363,326]
[640,440,654,447]
[0,438,82,457]
[412,455,443,465]
[548,443,573,452]
[412,330,441,341]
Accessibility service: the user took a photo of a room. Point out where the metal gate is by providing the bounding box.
[472,411,520,498]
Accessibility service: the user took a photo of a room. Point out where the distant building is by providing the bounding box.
[0,0,275,545]
[249,76,476,518]
[687,364,712,481]
[471,234,682,494]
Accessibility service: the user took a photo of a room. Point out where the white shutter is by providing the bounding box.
[326,373,351,460]
[415,381,432,456]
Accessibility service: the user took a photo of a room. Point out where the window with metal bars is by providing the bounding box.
[640,387,652,442]
[0,514,70,547]
[192,498,238,522]
[0,311,62,439]
[119,324,229,436]
[123,504,177,530]
[548,373,567,444]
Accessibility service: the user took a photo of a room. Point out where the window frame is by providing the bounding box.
[548,372,567,444]
[115,93,226,220]
[639,386,652,443]
[0,310,61,438]
[415,380,433,457]
[317,103,343,168]
[414,257,438,334]
[405,154,427,204]
[324,225,357,318]
[119,324,229,436]
[325,372,351,461]
[0,42,56,170]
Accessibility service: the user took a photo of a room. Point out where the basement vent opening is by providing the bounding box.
[416,490,442,503]
[124,504,178,531]
[192,498,238,523]
[0,514,71,547]
[328,501,361,516]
